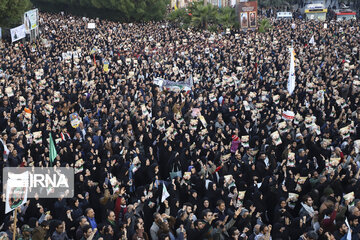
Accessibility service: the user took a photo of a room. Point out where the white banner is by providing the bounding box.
[287,47,296,95]
[10,24,26,43]
[24,9,39,31]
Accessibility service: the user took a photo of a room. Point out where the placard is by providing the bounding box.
[10,25,26,43]
[271,131,282,146]
[24,9,39,31]
[87,23,96,29]
[237,1,257,29]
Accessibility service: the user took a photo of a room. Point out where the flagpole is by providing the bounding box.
[13,207,17,240]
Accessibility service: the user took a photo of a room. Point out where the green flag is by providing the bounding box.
[49,133,57,166]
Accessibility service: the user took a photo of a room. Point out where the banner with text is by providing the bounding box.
[154,78,192,92]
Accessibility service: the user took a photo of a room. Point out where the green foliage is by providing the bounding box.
[190,4,218,29]
[167,8,191,26]
[187,1,204,13]
[217,7,236,28]
[258,19,272,33]
[0,0,32,27]
[135,0,168,22]
[168,3,237,31]
[32,0,169,22]
[208,24,218,32]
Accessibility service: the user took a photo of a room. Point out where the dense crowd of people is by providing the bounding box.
[0,10,360,240]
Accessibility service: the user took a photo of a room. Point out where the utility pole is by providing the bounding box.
[204,0,207,6]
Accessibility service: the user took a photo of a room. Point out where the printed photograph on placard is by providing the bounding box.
[249,11,257,28]
[241,12,248,28]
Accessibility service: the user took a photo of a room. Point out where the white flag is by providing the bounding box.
[345,218,352,240]
[0,138,10,160]
[161,183,170,202]
[309,35,315,46]
[287,48,296,95]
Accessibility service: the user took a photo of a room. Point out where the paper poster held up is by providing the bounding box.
[88,23,96,29]
[5,171,28,214]
[70,112,81,128]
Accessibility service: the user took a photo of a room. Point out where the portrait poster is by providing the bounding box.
[240,12,248,28]
[249,11,257,28]
[24,9,39,32]
[70,112,81,128]
[5,171,28,214]
[10,24,26,43]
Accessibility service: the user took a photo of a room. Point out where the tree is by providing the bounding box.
[140,0,168,22]
[0,0,32,27]
[167,8,191,27]
[190,3,218,29]
[258,19,272,33]
[168,3,238,31]
[217,6,236,28]
[32,0,169,22]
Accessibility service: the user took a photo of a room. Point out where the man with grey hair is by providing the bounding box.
[150,212,162,240]
[349,205,360,217]
[248,224,261,240]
